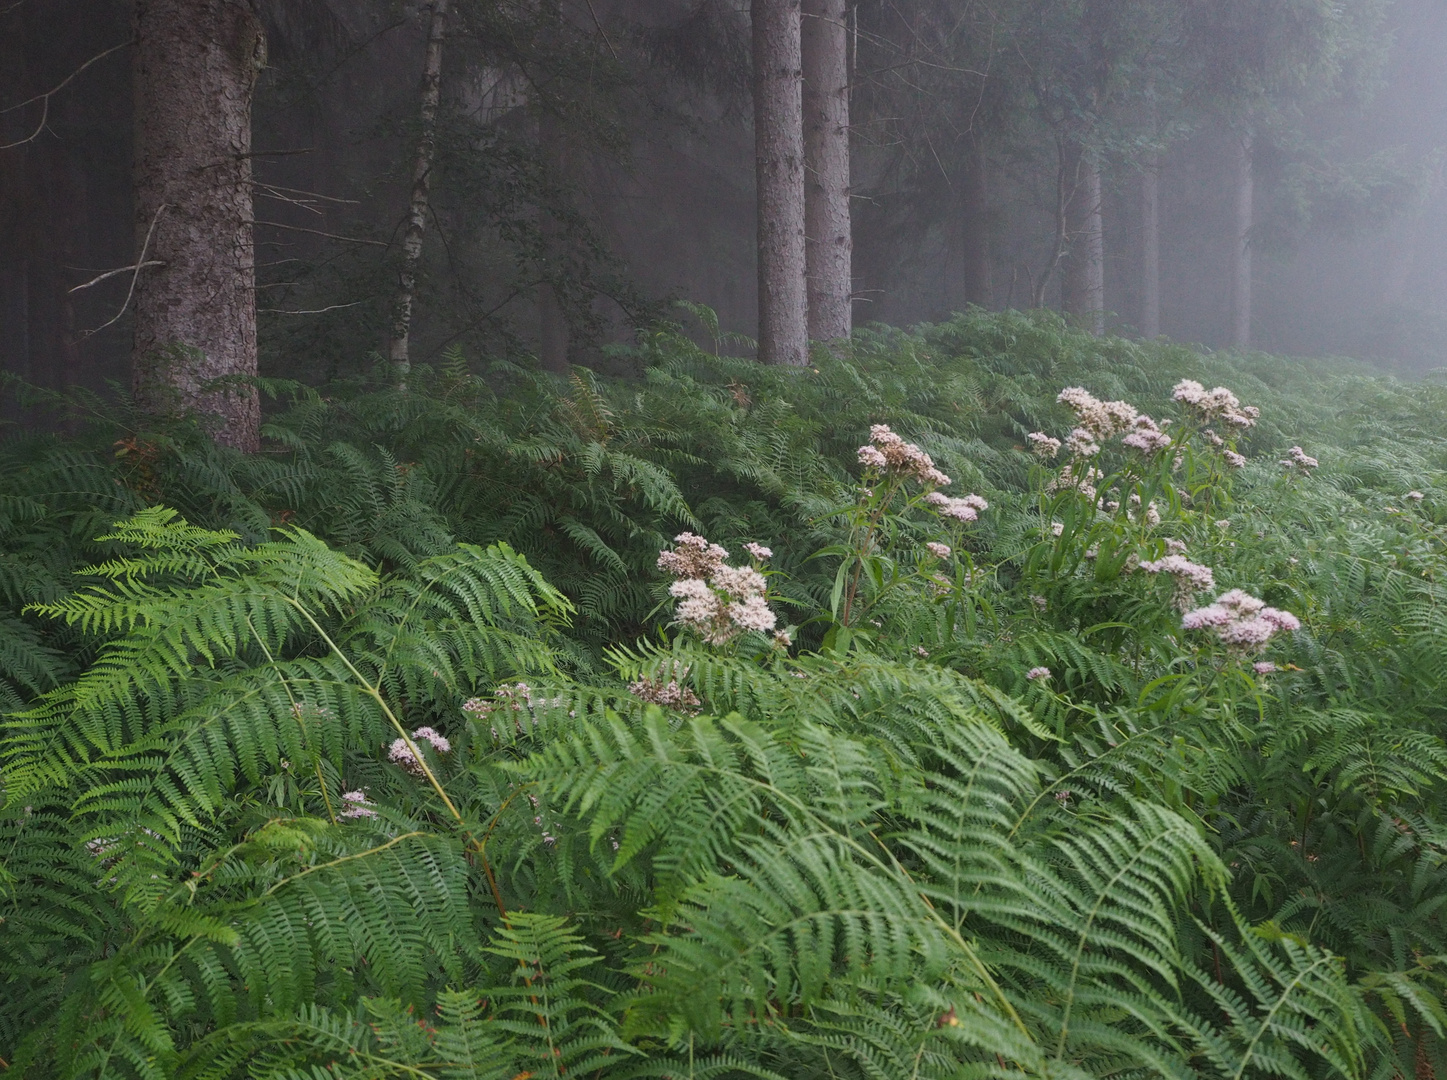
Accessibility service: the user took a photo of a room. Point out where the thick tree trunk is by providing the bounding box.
[1230,132,1253,349]
[801,0,850,341]
[389,0,449,374]
[132,0,265,450]
[537,105,570,373]
[960,131,992,306]
[1139,154,1160,337]
[1061,144,1104,335]
[752,0,808,366]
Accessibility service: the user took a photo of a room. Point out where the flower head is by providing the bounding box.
[657,533,729,578]
[339,790,379,820]
[1027,432,1062,459]
[925,541,952,559]
[1181,588,1299,653]
[1026,666,1051,681]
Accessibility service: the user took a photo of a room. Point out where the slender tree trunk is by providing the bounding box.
[752,0,808,365]
[802,0,850,341]
[389,0,449,374]
[537,104,570,373]
[960,131,992,307]
[1061,144,1104,335]
[1230,131,1253,349]
[1139,153,1160,337]
[132,0,265,451]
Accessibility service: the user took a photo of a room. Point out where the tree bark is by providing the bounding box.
[801,0,850,341]
[1230,132,1253,349]
[132,0,265,451]
[389,0,449,374]
[752,0,808,366]
[1139,153,1160,338]
[960,131,992,307]
[537,104,570,373]
[1061,143,1104,335]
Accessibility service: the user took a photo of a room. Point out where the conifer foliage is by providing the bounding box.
[4,311,1447,1077]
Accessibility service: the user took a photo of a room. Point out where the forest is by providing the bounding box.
[4,2,1447,1079]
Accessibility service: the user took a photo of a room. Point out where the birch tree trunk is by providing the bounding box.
[1139,154,1161,337]
[960,131,992,307]
[753,0,808,366]
[1061,145,1104,335]
[801,0,850,342]
[388,0,449,374]
[1230,132,1253,349]
[131,0,265,451]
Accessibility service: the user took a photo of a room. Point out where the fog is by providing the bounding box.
[3,0,1446,400]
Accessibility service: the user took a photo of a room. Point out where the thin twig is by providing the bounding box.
[250,181,359,205]
[69,261,164,293]
[79,203,165,338]
[0,39,133,150]
[252,220,388,246]
[259,300,368,315]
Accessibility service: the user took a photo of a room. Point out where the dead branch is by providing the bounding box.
[252,220,388,247]
[69,261,165,293]
[0,39,133,150]
[79,203,165,339]
[251,181,359,205]
[259,300,368,315]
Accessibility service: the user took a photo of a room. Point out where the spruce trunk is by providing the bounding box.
[960,131,991,307]
[389,0,449,373]
[752,0,808,366]
[537,105,569,373]
[131,0,265,451]
[1061,145,1104,335]
[1139,154,1160,338]
[1230,132,1253,349]
[801,0,850,342]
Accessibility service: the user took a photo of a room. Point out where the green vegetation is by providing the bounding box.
[5,308,1447,1078]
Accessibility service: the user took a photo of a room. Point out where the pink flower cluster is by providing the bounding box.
[627,675,702,714]
[1120,415,1172,454]
[1406,490,1425,502]
[1138,554,1215,610]
[1172,380,1260,428]
[925,541,952,559]
[1280,446,1318,474]
[1057,387,1141,440]
[1027,432,1062,459]
[1047,463,1102,500]
[1026,666,1051,681]
[658,534,783,645]
[857,425,951,485]
[926,491,988,522]
[339,790,378,820]
[388,726,452,777]
[1223,450,1247,469]
[1181,589,1300,650]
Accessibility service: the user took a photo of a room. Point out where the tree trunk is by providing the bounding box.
[537,104,570,373]
[801,0,850,341]
[960,130,991,307]
[1230,132,1253,349]
[1061,143,1104,335]
[1139,153,1160,337]
[752,0,808,366]
[132,0,265,451]
[389,0,449,374]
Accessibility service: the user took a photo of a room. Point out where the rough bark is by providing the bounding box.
[960,131,992,307]
[537,104,570,373]
[1230,132,1253,349]
[1061,144,1104,335]
[389,0,449,373]
[801,0,850,341]
[132,0,265,451]
[1139,154,1161,337]
[752,0,808,366]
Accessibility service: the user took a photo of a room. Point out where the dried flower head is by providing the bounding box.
[657,533,729,578]
[1280,446,1318,474]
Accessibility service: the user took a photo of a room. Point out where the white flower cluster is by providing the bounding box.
[1057,387,1141,440]
[1280,446,1318,474]
[925,491,989,522]
[925,541,952,559]
[1406,490,1425,502]
[657,533,786,645]
[339,790,378,820]
[627,674,702,714]
[1172,380,1260,428]
[1138,554,1215,610]
[857,424,951,485]
[1182,589,1300,650]
[388,726,452,777]
[1120,415,1173,454]
[1026,432,1062,459]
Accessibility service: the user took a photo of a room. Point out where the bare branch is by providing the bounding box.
[69,261,165,293]
[259,300,368,315]
[251,181,360,205]
[0,39,133,150]
[252,220,388,247]
[79,203,166,339]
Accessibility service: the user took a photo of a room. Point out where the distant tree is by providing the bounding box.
[131,0,267,450]
[801,0,850,342]
[752,0,808,365]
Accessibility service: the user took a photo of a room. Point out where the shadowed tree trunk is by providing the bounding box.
[960,130,991,307]
[753,0,808,366]
[1139,153,1160,337]
[1061,144,1104,335]
[1230,131,1253,348]
[389,0,449,374]
[537,104,569,373]
[132,0,265,451]
[802,0,850,342]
